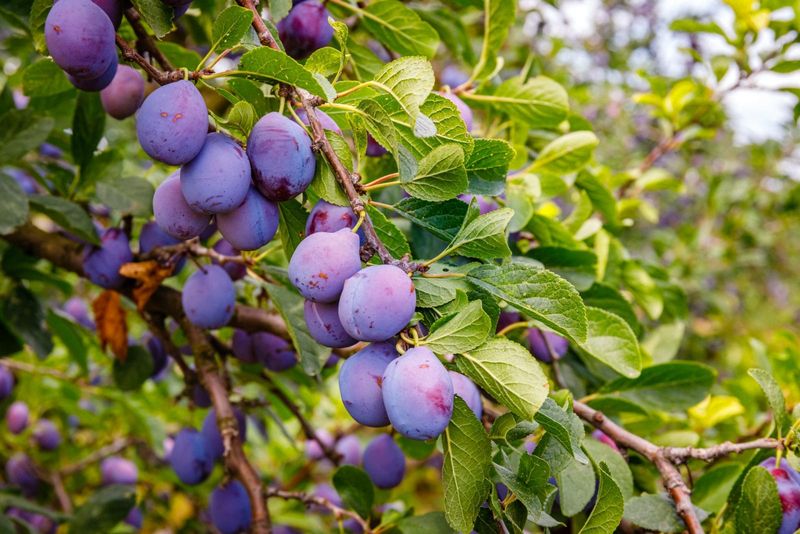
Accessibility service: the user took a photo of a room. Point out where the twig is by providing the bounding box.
[662,438,782,463]
[124,7,174,71]
[115,34,210,85]
[50,472,73,513]
[267,488,370,532]
[236,0,280,50]
[60,437,137,476]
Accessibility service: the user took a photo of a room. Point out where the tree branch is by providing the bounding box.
[123,7,174,71]
[267,488,370,532]
[115,34,210,85]
[60,437,137,476]
[236,0,280,50]
[662,438,783,463]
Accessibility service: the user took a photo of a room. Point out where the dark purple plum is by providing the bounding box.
[82,227,133,289]
[91,0,123,28]
[101,65,145,119]
[449,371,482,419]
[209,480,252,534]
[288,229,361,303]
[63,296,94,329]
[338,265,416,342]
[305,199,364,244]
[459,194,497,215]
[212,239,246,280]
[495,310,521,333]
[193,383,212,408]
[181,133,251,214]
[759,458,800,534]
[0,366,14,399]
[592,430,620,453]
[527,328,569,363]
[153,174,211,240]
[201,407,247,460]
[335,434,361,466]
[366,134,387,157]
[5,453,41,496]
[68,55,117,91]
[125,507,143,530]
[216,187,279,250]
[6,508,55,533]
[100,456,138,485]
[33,419,61,450]
[232,329,256,363]
[305,428,334,460]
[363,434,405,489]
[338,342,398,427]
[304,300,357,348]
[139,221,185,273]
[440,65,469,88]
[136,80,208,165]
[169,428,214,485]
[295,108,342,134]
[182,265,235,329]
[382,347,453,440]
[252,332,297,372]
[6,401,27,434]
[277,1,333,59]
[45,0,116,79]
[439,91,473,132]
[247,112,315,201]
[144,334,169,377]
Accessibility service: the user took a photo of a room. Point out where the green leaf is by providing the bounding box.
[748,368,790,436]
[47,310,87,374]
[583,439,633,499]
[534,398,588,464]
[471,0,516,81]
[464,77,569,129]
[467,262,587,342]
[0,319,24,357]
[308,130,351,206]
[445,208,512,260]
[397,512,455,533]
[693,463,743,514]
[130,0,174,38]
[529,247,597,292]
[442,397,492,533]
[0,173,29,235]
[72,91,105,168]
[113,345,153,391]
[581,283,640,335]
[211,6,253,52]
[576,172,618,226]
[28,195,99,245]
[624,494,694,533]
[0,493,66,521]
[413,264,471,308]
[29,0,52,53]
[735,467,783,534]
[237,47,328,99]
[494,452,554,521]
[622,260,663,320]
[347,37,384,81]
[2,285,53,359]
[457,337,549,419]
[80,150,123,192]
[530,132,598,175]
[362,0,440,58]
[269,0,292,21]
[158,42,203,70]
[23,58,72,97]
[576,307,641,379]
[95,177,155,217]
[365,205,410,258]
[403,145,467,201]
[374,56,436,137]
[332,466,374,519]
[0,110,54,165]
[556,455,596,516]
[465,138,515,196]
[305,47,342,77]
[389,197,469,241]
[579,463,624,534]
[418,9,476,65]
[601,362,716,411]
[278,199,308,260]
[425,300,492,355]
[68,484,136,534]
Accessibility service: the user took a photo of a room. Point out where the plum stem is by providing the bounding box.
[496,321,531,337]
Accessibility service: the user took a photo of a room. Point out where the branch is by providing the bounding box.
[267,488,370,532]
[115,34,210,85]
[124,7,174,71]
[663,438,783,463]
[236,0,280,50]
[60,437,137,476]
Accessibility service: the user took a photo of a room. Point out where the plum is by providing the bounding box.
[252,332,297,372]
[153,173,211,240]
[82,227,133,289]
[440,65,469,88]
[231,329,256,363]
[169,428,214,485]
[289,229,362,303]
[7,169,38,195]
[45,0,116,80]
[5,453,41,496]
[591,429,620,453]
[209,480,252,534]
[759,458,800,534]
[247,112,315,201]
[144,334,168,377]
[100,456,138,485]
[193,383,212,408]
[338,265,416,342]
[335,434,361,466]
[201,407,247,460]
[6,508,55,533]
[33,419,61,451]
[101,65,145,119]
[366,134,387,157]
[91,0,123,28]
[0,366,14,399]
[125,507,143,530]
[295,108,342,135]
[311,483,341,513]
[495,310,521,333]
[212,239,247,281]
[181,133,251,214]
[459,194,497,215]
[305,199,364,244]
[139,221,186,273]
[63,296,94,329]
[216,187,279,250]
[182,265,236,329]
[136,80,208,165]
[304,300,357,348]
[449,371,482,419]
[305,428,334,460]
[363,434,405,489]
[6,401,28,434]
[382,347,453,440]
[277,1,333,59]
[338,342,398,427]
[68,56,117,91]
[439,91,473,131]
[527,328,569,363]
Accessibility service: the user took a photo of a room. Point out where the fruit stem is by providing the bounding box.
[496,321,531,337]
[364,172,399,188]
[352,210,367,233]
[363,180,400,192]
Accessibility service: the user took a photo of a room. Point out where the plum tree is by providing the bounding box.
[209,480,252,534]
[363,434,405,489]
[252,332,297,372]
[527,328,569,363]
[277,1,333,59]
[6,401,28,434]
[338,342,398,427]
[304,300,357,348]
[382,347,453,440]
[82,227,133,289]
[288,229,362,303]
[100,65,145,119]
[136,80,208,165]
[448,371,482,419]
[0,367,14,400]
[338,265,417,342]
[180,133,252,214]
[45,0,116,80]
[5,453,41,496]
[181,265,235,329]
[247,112,315,201]
[216,187,279,250]
[33,419,61,451]
[169,428,214,485]
[100,456,138,485]
[201,407,248,460]
[152,173,211,240]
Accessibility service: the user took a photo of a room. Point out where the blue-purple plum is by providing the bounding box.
[7,169,38,195]
[193,383,212,408]
[82,227,133,289]
[338,265,416,342]
[91,0,123,28]
[305,429,334,460]
[338,342,398,427]
[289,229,362,303]
[382,347,453,440]
[252,332,297,372]
[305,200,365,244]
[449,371,482,419]
[247,112,315,201]
[139,221,186,273]
[145,334,168,377]
[0,366,14,400]
[33,419,61,451]
[67,55,117,91]
[277,1,333,59]
[5,453,41,496]
[295,108,342,135]
[7,401,29,434]
[311,484,341,513]
[101,65,145,119]
[440,65,469,88]
[527,328,569,363]
[335,434,361,466]
[592,430,620,453]
[181,133,251,214]
[45,0,116,80]
[63,296,94,329]
[39,142,63,158]
[201,407,247,461]
[169,428,214,485]
[181,265,235,329]
[366,134,387,157]
[495,310,521,333]
[136,80,208,165]
[209,480,251,534]
[100,456,138,485]
[232,329,256,363]
[212,239,246,280]
[125,507,143,530]
[6,508,55,533]
[439,92,473,132]
[459,194,497,215]
[304,300,357,348]
[216,187,279,250]
[760,458,800,534]
[363,434,405,489]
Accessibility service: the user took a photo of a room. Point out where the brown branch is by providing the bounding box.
[236,0,280,50]
[124,7,174,71]
[662,438,783,463]
[49,471,73,513]
[115,34,210,85]
[267,488,370,532]
[140,238,251,267]
[60,437,137,476]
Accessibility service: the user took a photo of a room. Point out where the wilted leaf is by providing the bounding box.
[119,261,174,311]
[92,290,128,361]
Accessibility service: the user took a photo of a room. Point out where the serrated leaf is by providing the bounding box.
[2,285,53,359]
[23,58,72,97]
[211,6,253,52]
[374,56,436,137]
[556,455,596,516]
[445,207,512,260]
[95,177,155,217]
[581,283,640,335]
[0,173,29,234]
[425,300,491,354]
[332,466,374,519]
[403,144,467,201]
[471,0,516,81]
[413,264,471,308]
[576,307,641,378]
[28,195,98,245]
[535,398,588,464]
[494,452,553,520]
[464,76,568,129]
[584,439,633,499]
[362,0,440,58]
[601,361,715,411]
[237,47,328,99]
[130,0,173,38]
[466,138,515,195]
[529,246,597,292]
[457,337,548,419]
[389,197,470,242]
[531,132,598,175]
[278,199,308,260]
[68,485,136,534]
[579,463,623,534]
[365,205,410,258]
[442,397,492,533]
[0,110,54,165]
[623,494,689,533]
[305,47,342,76]
[749,368,790,436]
[735,467,783,534]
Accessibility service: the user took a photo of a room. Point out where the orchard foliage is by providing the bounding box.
[1,0,800,532]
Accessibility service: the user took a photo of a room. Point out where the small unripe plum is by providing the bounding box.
[45,0,116,80]
[252,332,297,372]
[169,428,214,485]
[209,480,252,534]
[232,329,256,363]
[6,401,29,434]
[277,1,333,59]
[247,112,315,201]
[101,65,145,119]
[5,453,41,496]
[182,265,235,329]
[295,108,342,135]
[0,366,14,400]
[216,187,279,250]
[306,200,365,244]
[304,300,357,348]
[82,227,133,289]
[64,296,94,329]
[363,434,405,489]
[335,434,361,466]
[759,458,800,534]
[449,371,482,419]
[100,456,138,485]
[305,428,334,460]
[212,239,246,280]
[153,173,211,240]
[181,133,251,214]
[366,134,387,157]
[439,92,473,132]
[136,80,208,165]
[289,229,362,303]
[201,407,247,460]
[338,342,398,427]
[382,347,453,440]
[68,56,117,91]
[527,328,569,363]
[33,419,61,451]
[338,265,416,342]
